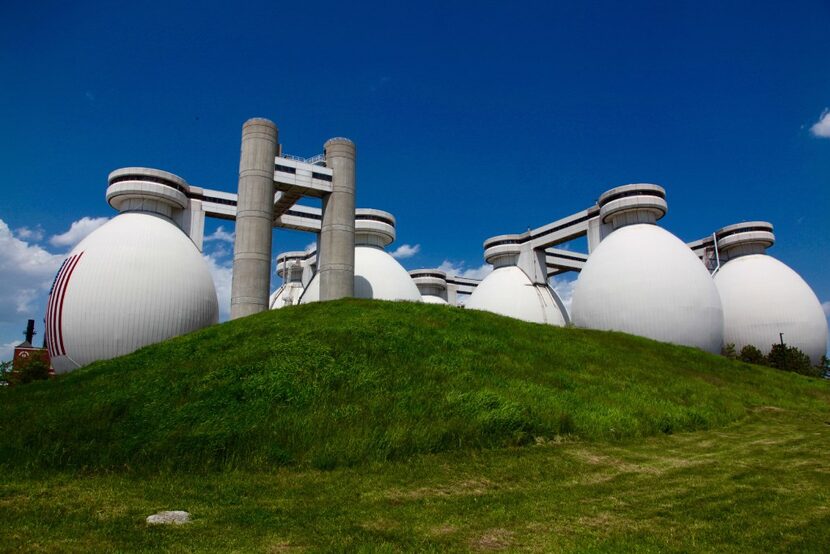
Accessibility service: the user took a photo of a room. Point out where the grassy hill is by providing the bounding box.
[1,299,827,472]
[2,300,829,551]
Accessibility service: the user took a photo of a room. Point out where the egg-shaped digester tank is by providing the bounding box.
[571,184,723,353]
[712,222,828,364]
[45,169,219,373]
[464,235,568,325]
[465,266,567,325]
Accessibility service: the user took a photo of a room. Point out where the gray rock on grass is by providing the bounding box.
[146,510,191,525]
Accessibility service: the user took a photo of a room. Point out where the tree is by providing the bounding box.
[0,353,52,386]
[16,355,51,384]
[721,343,737,359]
[0,360,12,386]
[766,343,817,377]
[739,345,767,366]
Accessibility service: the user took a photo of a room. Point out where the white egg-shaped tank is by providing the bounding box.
[300,209,421,303]
[571,184,723,353]
[269,251,307,309]
[410,269,449,305]
[466,266,567,325]
[45,168,219,373]
[712,222,828,364]
[463,233,568,325]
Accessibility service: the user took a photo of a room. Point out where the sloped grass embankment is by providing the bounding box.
[1,299,828,472]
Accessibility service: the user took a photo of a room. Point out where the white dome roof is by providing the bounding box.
[421,295,448,305]
[45,212,218,373]
[571,224,723,353]
[269,282,305,309]
[714,254,828,364]
[465,266,567,325]
[300,245,421,303]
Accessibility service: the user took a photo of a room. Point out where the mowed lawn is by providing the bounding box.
[2,300,829,551]
[3,408,829,552]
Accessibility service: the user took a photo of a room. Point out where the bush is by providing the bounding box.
[0,360,12,386]
[767,343,818,377]
[17,356,51,384]
[721,343,737,359]
[739,345,767,366]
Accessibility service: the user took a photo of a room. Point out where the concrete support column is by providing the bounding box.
[446,284,458,307]
[517,245,548,285]
[231,118,278,319]
[319,138,356,300]
[178,198,206,252]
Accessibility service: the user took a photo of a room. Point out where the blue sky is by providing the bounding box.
[1,0,828,357]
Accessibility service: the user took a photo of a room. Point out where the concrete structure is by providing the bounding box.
[269,251,309,309]
[450,185,824,358]
[297,209,422,304]
[410,270,449,304]
[467,265,568,325]
[319,139,356,301]
[465,237,569,325]
[45,116,826,370]
[45,119,360,372]
[690,222,828,364]
[456,183,724,351]
[231,119,278,319]
[166,119,356,319]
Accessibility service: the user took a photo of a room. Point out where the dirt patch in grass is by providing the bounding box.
[578,511,642,534]
[360,518,399,532]
[266,541,305,553]
[752,405,787,413]
[469,528,514,551]
[430,523,459,536]
[571,450,661,475]
[385,478,493,501]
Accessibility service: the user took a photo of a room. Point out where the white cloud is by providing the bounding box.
[204,226,234,244]
[822,301,830,318]
[49,216,109,248]
[0,340,19,363]
[390,243,420,259]
[810,109,830,138]
[15,226,45,242]
[203,252,233,322]
[437,260,493,280]
[550,275,577,316]
[209,244,230,259]
[0,219,64,324]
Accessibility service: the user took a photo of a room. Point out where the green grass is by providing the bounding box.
[2,410,829,552]
[1,299,829,551]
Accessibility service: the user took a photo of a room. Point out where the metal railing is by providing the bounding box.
[280,153,326,166]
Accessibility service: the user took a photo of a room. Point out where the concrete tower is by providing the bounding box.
[231,118,278,319]
[318,138,356,300]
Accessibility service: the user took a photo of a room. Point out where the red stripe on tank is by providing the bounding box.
[46,258,70,357]
[55,252,84,356]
